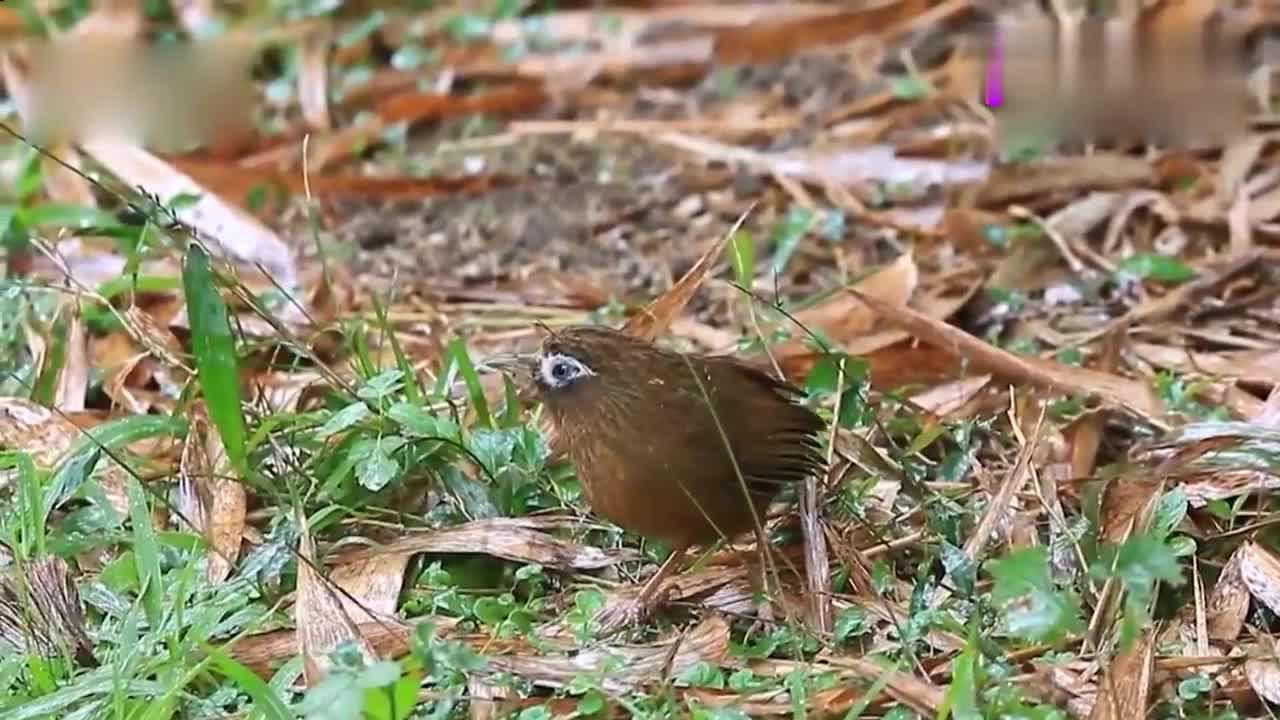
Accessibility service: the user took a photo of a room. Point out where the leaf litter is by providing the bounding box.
[0,0,1278,718]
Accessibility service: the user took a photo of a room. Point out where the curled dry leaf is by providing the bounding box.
[1239,541,1280,618]
[176,407,245,584]
[328,553,411,624]
[0,401,139,520]
[1207,544,1250,642]
[329,517,630,572]
[488,615,730,694]
[1246,639,1280,705]
[295,527,377,686]
[0,556,96,666]
[296,22,333,131]
[791,252,918,348]
[1137,423,1280,507]
[0,397,82,467]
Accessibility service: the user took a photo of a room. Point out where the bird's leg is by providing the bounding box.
[594,544,688,637]
[750,525,779,622]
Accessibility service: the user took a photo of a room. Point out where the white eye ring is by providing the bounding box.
[538,353,594,389]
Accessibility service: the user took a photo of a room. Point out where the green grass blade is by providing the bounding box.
[182,245,248,478]
[205,645,294,720]
[447,338,492,429]
[126,478,163,628]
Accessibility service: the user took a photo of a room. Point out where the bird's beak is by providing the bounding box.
[478,352,537,376]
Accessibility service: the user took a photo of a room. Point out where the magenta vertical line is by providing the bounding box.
[983,26,1004,108]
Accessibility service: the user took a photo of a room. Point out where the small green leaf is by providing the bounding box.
[1117,253,1197,284]
[355,438,399,491]
[387,402,439,437]
[317,402,370,438]
[988,547,1084,643]
[889,75,932,100]
[832,606,867,643]
[769,205,814,276]
[805,352,845,396]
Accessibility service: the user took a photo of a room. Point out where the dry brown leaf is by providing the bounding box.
[484,4,842,47]
[847,289,1167,424]
[1240,541,1280,617]
[793,252,918,343]
[297,22,333,131]
[1130,343,1280,388]
[623,230,728,342]
[329,553,411,624]
[176,407,245,584]
[823,656,946,717]
[1207,544,1250,642]
[296,526,377,686]
[1089,626,1156,720]
[229,617,441,679]
[53,299,90,413]
[1246,639,1280,705]
[776,276,979,385]
[330,517,630,572]
[40,144,97,206]
[1099,478,1163,544]
[907,375,992,418]
[979,155,1155,207]
[488,615,730,694]
[0,397,81,467]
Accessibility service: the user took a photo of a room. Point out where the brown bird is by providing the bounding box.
[522,325,826,632]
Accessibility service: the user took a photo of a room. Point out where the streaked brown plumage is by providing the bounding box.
[527,325,826,630]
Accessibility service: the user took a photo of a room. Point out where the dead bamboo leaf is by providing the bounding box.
[1207,545,1250,642]
[52,299,90,413]
[330,518,630,572]
[176,406,245,584]
[489,615,730,694]
[329,553,411,624]
[793,252,918,343]
[623,230,728,342]
[297,22,333,131]
[1240,541,1280,617]
[1088,626,1156,720]
[978,155,1155,207]
[1130,343,1280,388]
[823,656,946,717]
[296,524,377,686]
[847,289,1167,424]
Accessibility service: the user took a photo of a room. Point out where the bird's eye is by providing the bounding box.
[538,352,593,389]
